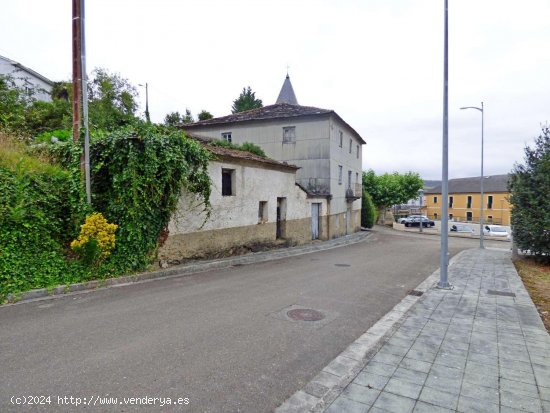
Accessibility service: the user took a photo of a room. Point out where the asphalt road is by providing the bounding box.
[0,229,508,413]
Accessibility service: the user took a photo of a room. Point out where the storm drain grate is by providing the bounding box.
[408,290,424,297]
[287,308,325,322]
[334,264,351,267]
[487,290,516,297]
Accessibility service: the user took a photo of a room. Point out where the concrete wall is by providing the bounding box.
[159,157,329,261]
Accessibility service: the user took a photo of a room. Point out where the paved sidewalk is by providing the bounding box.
[277,248,550,413]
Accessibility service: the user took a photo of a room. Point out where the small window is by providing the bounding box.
[338,165,343,185]
[283,126,296,143]
[433,196,438,204]
[222,168,234,196]
[222,132,232,143]
[487,195,493,209]
[449,214,453,220]
[466,212,473,221]
[339,131,343,148]
[467,195,472,209]
[356,145,359,159]
[258,201,268,223]
[434,213,438,219]
[487,215,493,223]
[356,172,359,183]
[349,139,352,154]
[348,170,352,188]
[449,196,453,209]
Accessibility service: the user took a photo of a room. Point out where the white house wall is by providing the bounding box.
[159,158,327,261]
[0,57,52,102]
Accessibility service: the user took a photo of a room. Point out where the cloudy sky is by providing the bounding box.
[1,0,549,179]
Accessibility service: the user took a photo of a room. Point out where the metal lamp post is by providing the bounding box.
[460,102,484,249]
[139,83,150,123]
[419,188,424,233]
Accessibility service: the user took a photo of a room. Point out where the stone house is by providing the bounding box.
[183,75,366,239]
[0,54,53,101]
[159,143,329,262]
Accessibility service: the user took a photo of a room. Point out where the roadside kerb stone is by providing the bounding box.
[274,250,469,413]
[4,231,373,306]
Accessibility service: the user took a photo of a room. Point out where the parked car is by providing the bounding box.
[450,224,475,234]
[483,225,509,237]
[398,215,427,224]
[404,217,435,227]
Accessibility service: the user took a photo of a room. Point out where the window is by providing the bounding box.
[339,131,343,148]
[449,214,453,220]
[222,132,232,143]
[348,170,352,188]
[356,172,359,184]
[449,196,453,209]
[258,201,268,223]
[433,196,438,204]
[283,126,296,143]
[434,213,438,219]
[349,139,352,154]
[487,195,493,209]
[467,195,472,209]
[221,168,235,196]
[467,212,473,221]
[356,145,359,159]
[488,215,493,223]
[338,165,343,185]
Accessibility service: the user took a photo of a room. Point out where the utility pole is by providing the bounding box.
[145,82,150,123]
[80,0,91,204]
[71,0,82,144]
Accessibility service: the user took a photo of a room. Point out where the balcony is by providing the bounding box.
[346,183,362,201]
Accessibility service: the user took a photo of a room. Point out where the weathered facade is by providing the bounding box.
[183,76,365,239]
[159,145,328,261]
[425,174,511,225]
[0,54,53,102]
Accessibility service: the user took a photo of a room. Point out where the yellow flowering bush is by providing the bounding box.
[70,213,117,266]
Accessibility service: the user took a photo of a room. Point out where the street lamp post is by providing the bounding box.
[419,189,424,233]
[460,102,484,249]
[139,83,150,123]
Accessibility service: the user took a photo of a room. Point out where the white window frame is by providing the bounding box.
[282,126,296,143]
[222,132,232,143]
[338,165,343,185]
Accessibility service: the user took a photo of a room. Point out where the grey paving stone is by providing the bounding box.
[325,396,370,413]
[393,366,428,386]
[500,390,544,413]
[342,383,380,406]
[363,361,398,378]
[353,371,390,391]
[500,366,537,385]
[384,377,423,399]
[372,391,416,413]
[499,358,536,373]
[500,406,531,413]
[399,357,432,374]
[457,394,499,413]
[463,370,499,389]
[425,374,462,394]
[412,400,455,413]
[464,360,498,376]
[387,336,415,349]
[467,351,498,366]
[434,352,467,370]
[539,386,550,402]
[418,386,459,410]
[541,400,550,413]
[371,350,403,367]
[323,355,360,378]
[459,380,499,405]
[500,378,539,399]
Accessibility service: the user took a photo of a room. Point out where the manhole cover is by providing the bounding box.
[287,308,325,322]
[487,289,516,297]
[334,264,351,267]
[408,290,424,296]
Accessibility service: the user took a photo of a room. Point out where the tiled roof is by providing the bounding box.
[425,174,510,194]
[187,134,299,171]
[183,103,366,144]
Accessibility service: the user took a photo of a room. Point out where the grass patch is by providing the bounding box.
[514,257,550,332]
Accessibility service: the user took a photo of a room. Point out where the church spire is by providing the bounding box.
[276,74,298,105]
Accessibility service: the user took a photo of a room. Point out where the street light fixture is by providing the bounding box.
[139,83,150,123]
[460,102,484,249]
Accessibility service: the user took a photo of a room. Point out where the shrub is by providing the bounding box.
[361,189,376,228]
[71,213,118,266]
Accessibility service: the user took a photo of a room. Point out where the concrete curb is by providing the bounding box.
[4,231,373,306]
[274,249,470,413]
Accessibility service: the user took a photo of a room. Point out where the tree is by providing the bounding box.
[361,189,376,228]
[509,127,550,261]
[164,109,194,127]
[198,110,213,121]
[231,86,263,114]
[362,170,423,224]
[87,68,139,131]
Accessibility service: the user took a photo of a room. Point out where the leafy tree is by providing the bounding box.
[164,109,194,127]
[509,126,550,261]
[231,86,263,114]
[362,169,423,224]
[198,110,213,121]
[87,68,139,131]
[361,189,376,228]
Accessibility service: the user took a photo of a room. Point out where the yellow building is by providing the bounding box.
[425,175,511,225]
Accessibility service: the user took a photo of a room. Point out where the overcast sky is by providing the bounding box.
[1,0,549,180]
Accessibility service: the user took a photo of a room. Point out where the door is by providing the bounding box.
[276,203,281,239]
[311,203,320,240]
